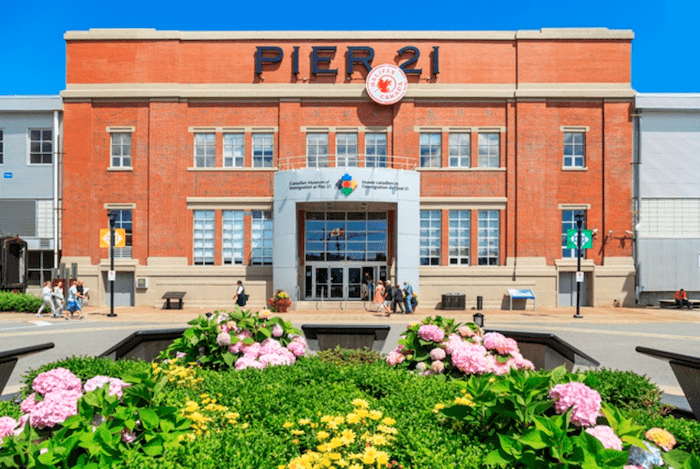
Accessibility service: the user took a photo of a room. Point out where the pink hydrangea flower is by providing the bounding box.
[645,427,677,451]
[418,325,445,343]
[287,340,306,357]
[415,362,428,372]
[28,388,83,429]
[215,312,229,324]
[444,334,464,355]
[451,343,489,375]
[483,333,519,356]
[121,428,136,443]
[32,368,82,396]
[234,356,265,371]
[386,350,406,366]
[271,324,284,338]
[585,425,622,450]
[175,351,187,359]
[241,342,262,358]
[216,332,232,347]
[84,376,130,398]
[431,360,445,374]
[430,348,447,361]
[259,310,272,320]
[549,382,601,427]
[0,416,18,439]
[458,325,477,338]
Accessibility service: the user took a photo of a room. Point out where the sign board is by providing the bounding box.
[3,172,12,179]
[507,289,536,299]
[366,64,408,105]
[108,270,116,281]
[576,271,584,283]
[99,229,126,248]
[566,229,593,249]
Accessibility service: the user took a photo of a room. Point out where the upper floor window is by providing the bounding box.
[336,133,358,167]
[111,133,132,168]
[29,129,52,164]
[365,133,387,168]
[193,210,215,265]
[563,132,585,168]
[253,133,274,168]
[223,210,244,265]
[0,129,3,164]
[449,210,470,265]
[194,133,216,168]
[111,209,133,259]
[307,133,328,168]
[478,133,499,168]
[251,210,273,265]
[223,133,244,168]
[562,210,587,258]
[449,133,470,167]
[477,210,499,265]
[420,133,441,168]
[420,210,441,265]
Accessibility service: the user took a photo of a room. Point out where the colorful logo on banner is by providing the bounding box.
[336,173,358,196]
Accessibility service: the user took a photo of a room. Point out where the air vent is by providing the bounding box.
[39,238,50,248]
[136,277,148,289]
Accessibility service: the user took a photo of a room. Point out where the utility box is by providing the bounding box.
[442,293,466,310]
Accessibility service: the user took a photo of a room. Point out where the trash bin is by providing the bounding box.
[442,293,466,310]
[476,296,483,310]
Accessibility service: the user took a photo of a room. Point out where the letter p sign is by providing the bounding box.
[255,46,284,74]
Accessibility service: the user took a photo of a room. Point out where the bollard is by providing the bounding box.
[476,296,483,310]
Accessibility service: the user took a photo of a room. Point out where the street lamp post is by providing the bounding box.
[574,213,584,319]
[107,211,117,317]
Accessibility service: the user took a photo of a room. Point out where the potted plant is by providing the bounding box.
[268,290,292,313]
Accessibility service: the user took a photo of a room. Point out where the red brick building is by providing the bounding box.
[61,28,635,309]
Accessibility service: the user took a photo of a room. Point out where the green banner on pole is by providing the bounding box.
[566,229,593,249]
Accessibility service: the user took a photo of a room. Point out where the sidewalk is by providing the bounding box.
[7,303,700,326]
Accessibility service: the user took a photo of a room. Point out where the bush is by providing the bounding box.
[0,291,42,313]
[316,346,383,366]
[584,368,670,415]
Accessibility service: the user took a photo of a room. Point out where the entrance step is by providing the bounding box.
[293,301,373,311]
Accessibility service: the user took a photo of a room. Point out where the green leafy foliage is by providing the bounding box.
[0,291,42,312]
[316,345,383,366]
[583,368,670,415]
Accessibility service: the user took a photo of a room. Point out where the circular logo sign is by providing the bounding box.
[366,64,408,105]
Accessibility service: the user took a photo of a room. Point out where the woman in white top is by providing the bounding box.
[36,281,56,317]
[52,280,65,317]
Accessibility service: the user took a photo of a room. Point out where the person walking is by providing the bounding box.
[365,272,373,302]
[36,281,57,317]
[403,281,414,314]
[233,280,248,307]
[372,280,388,313]
[387,280,404,316]
[52,280,65,317]
[65,280,85,320]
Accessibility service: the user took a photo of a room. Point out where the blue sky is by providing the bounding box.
[0,0,696,95]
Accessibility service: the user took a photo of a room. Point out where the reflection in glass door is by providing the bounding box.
[348,267,362,299]
[306,265,375,300]
[330,267,343,298]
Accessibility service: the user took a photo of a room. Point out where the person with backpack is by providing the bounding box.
[233,280,248,307]
[386,280,405,316]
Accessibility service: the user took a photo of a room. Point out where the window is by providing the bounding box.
[0,129,3,164]
[563,132,585,168]
[307,133,328,168]
[110,133,132,168]
[449,133,470,167]
[111,210,133,259]
[194,133,215,168]
[336,133,358,167]
[478,133,499,168]
[449,210,470,265]
[223,211,244,264]
[365,133,387,167]
[223,134,244,167]
[29,129,52,164]
[193,210,215,265]
[478,210,499,265]
[420,210,441,265]
[27,251,54,286]
[420,133,441,168]
[251,210,273,265]
[562,210,586,258]
[304,211,387,262]
[253,133,274,168]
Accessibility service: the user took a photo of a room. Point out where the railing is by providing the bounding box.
[278,154,417,171]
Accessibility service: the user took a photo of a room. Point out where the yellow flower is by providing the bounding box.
[454,394,475,407]
[241,423,249,429]
[283,421,294,428]
[291,430,304,436]
[381,417,395,426]
[351,398,369,409]
[341,429,356,443]
[316,430,330,441]
[377,425,397,435]
[298,418,311,425]
[346,413,361,424]
[368,410,383,420]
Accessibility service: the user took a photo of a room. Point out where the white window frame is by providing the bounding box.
[448,132,470,168]
[563,132,586,168]
[28,129,53,165]
[251,210,273,265]
[193,210,215,265]
[562,209,587,259]
[336,132,358,167]
[222,210,244,265]
[420,133,441,168]
[110,132,132,168]
[111,209,133,259]
[449,210,470,265]
[252,132,274,168]
[478,133,500,168]
[307,133,329,168]
[194,133,216,168]
[477,210,499,265]
[223,133,244,168]
[420,210,441,265]
[0,128,4,165]
[365,132,387,168]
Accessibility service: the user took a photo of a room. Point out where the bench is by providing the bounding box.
[507,289,536,310]
[636,346,700,421]
[487,329,599,372]
[0,343,55,396]
[99,328,187,361]
[301,324,391,352]
[659,299,700,309]
[162,291,186,310]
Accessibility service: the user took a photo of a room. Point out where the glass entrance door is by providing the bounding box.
[306,265,383,300]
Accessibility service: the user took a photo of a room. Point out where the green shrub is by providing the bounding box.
[0,401,21,420]
[583,368,669,414]
[630,411,700,454]
[0,291,42,313]
[316,345,383,366]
